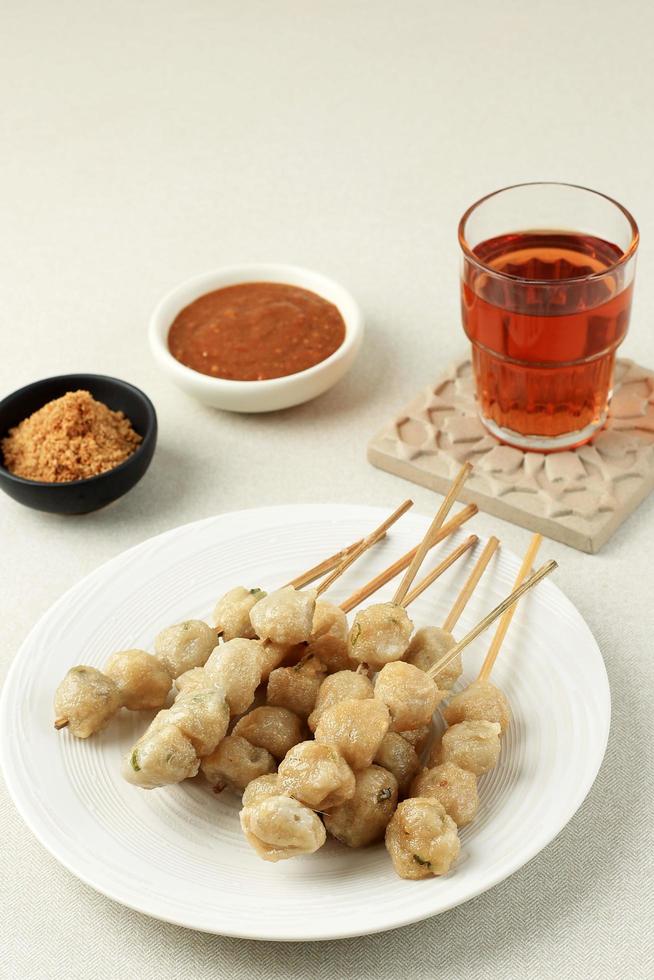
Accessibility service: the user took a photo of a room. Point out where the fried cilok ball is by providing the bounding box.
[122,723,199,789]
[200,734,276,793]
[374,732,420,797]
[324,765,398,847]
[410,762,479,827]
[213,586,266,641]
[314,698,390,769]
[277,741,355,810]
[233,706,306,761]
[404,626,463,690]
[434,720,502,776]
[266,654,327,720]
[204,638,264,715]
[307,669,374,733]
[154,687,230,757]
[249,586,317,645]
[385,797,460,879]
[105,649,172,711]
[374,661,444,732]
[242,773,283,808]
[259,640,303,682]
[240,794,326,862]
[154,620,218,678]
[398,725,432,754]
[305,600,353,673]
[348,602,413,670]
[441,680,511,732]
[54,666,122,738]
[174,667,209,696]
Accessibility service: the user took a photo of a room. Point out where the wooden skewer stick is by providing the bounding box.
[392,462,473,605]
[441,536,500,632]
[315,499,414,597]
[54,718,69,730]
[286,538,365,589]
[401,535,478,608]
[425,559,558,682]
[478,533,542,682]
[339,503,478,613]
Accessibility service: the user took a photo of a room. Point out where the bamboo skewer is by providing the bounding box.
[425,560,558,682]
[286,538,366,590]
[478,533,542,682]
[315,499,414,597]
[400,535,478,608]
[441,536,500,633]
[339,503,478,613]
[392,462,472,605]
[54,718,69,730]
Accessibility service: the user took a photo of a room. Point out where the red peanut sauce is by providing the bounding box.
[168,282,346,381]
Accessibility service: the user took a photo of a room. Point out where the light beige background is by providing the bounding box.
[1,1,653,977]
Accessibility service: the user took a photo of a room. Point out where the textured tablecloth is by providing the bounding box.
[1,1,653,977]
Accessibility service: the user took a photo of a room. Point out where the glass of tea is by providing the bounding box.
[459,182,639,451]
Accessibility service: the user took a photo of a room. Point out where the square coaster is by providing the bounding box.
[367,358,654,553]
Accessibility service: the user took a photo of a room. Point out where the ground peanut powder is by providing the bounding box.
[1,390,142,482]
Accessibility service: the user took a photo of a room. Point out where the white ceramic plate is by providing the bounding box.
[0,505,610,941]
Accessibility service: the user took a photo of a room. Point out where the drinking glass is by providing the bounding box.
[459,182,639,451]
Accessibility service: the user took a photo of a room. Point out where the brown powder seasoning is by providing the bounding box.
[1,390,142,483]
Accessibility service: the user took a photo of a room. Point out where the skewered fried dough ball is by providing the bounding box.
[213,586,266,640]
[432,720,502,776]
[259,640,303,681]
[374,662,443,732]
[153,687,230,757]
[411,762,479,827]
[405,627,463,690]
[324,765,398,847]
[307,669,373,732]
[105,650,172,711]
[204,638,264,715]
[385,797,460,879]
[249,586,316,645]
[315,698,390,769]
[277,741,355,810]
[201,735,276,793]
[398,725,432,754]
[241,773,282,808]
[441,680,511,732]
[240,794,326,862]
[154,620,218,678]
[348,602,414,670]
[305,601,353,673]
[122,724,199,789]
[174,667,209,696]
[233,706,306,761]
[374,733,420,797]
[54,666,122,738]
[266,655,327,720]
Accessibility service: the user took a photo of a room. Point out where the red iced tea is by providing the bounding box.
[461,230,633,446]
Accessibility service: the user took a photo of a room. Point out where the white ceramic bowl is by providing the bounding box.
[149,264,364,412]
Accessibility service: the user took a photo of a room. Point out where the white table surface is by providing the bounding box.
[1,1,653,977]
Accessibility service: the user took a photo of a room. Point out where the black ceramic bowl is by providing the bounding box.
[0,374,157,515]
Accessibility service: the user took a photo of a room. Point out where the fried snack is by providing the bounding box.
[348,602,413,670]
[324,765,398,847]
[385,797,460,879]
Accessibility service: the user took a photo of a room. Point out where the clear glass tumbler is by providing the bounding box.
[459,182,639,451]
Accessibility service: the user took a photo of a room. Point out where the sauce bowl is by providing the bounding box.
[149,264,364,412]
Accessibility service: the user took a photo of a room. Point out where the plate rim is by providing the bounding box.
[0,504,612,941]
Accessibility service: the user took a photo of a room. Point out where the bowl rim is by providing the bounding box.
[0,373,157,489]
[149,262,364,393]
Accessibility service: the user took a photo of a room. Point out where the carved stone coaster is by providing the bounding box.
[368,358,654,553]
